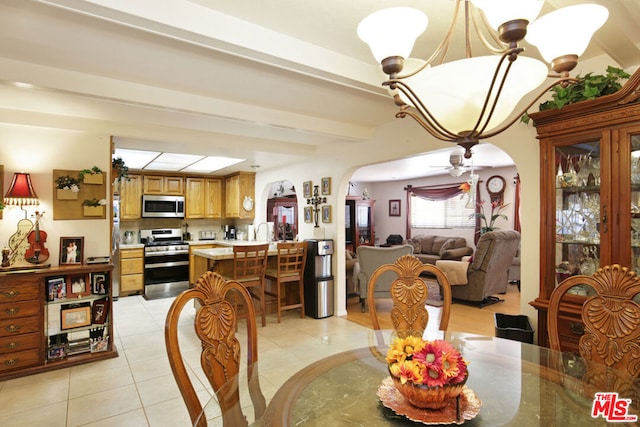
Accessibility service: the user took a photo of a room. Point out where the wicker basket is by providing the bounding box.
[391,374,467,409]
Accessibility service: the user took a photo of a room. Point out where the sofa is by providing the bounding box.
[356,245,413,311]
[403,235,473,265]
[435,230,521,307]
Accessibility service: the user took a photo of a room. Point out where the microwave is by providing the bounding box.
[142,195,185,218]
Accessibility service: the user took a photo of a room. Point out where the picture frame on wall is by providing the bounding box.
[389,199,401,217]
[321,177,331,195]
[61,305,91,330]
[322,205,332,223]
[303,181,312,198]
[60,236,84,265]
[304,206,313,223]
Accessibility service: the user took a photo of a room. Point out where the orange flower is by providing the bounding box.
[459,182,471,193]
[390,360,424,385]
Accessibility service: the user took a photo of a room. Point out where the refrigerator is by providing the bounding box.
[111,196,120,299]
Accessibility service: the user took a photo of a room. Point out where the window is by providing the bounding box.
[410,194,475,228]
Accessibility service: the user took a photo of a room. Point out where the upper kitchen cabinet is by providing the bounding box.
[529,69,640,351]
[224,172,255,219]
[143,175,184,195]
[185,177,222,219]
[120,174,142,220]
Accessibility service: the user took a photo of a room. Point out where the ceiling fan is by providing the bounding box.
[445,153,467,177]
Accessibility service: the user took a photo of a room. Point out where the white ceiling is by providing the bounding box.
[1,0,639,180]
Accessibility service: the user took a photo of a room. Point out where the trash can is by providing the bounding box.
[494,313,534,344]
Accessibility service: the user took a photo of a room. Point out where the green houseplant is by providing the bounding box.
[522,66,630,124]
[79,166,104,184]
[112,157,129,183]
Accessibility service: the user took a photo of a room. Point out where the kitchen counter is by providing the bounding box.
[188,239,273,247]
[191,242,277,261]
[120,243,144,249]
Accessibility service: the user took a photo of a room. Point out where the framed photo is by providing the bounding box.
[69,274,90,298]
[91,299,109,324]
[389,199,401,217]
[321,177,331,195]
[322,205,332,223]
[61,305,91,330]
[91,273,109,295]
[304,206,313,223]
[303,181,312,198]
[60,237,84,265]
[47,277,66,301]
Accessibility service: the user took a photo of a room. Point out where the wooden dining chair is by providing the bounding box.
[222,244,269,327]
[548,264,640,375]
[264,242,307,323]
[165,271,266,427]
[367,254,452,337]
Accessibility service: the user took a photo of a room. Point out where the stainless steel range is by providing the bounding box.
[140,228,189,300]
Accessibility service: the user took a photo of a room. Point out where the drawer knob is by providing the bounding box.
[4,358,18,366]
[2,290,19,298]
[5,324,20,333]
[7,342,18,349]
[5,308,19,315]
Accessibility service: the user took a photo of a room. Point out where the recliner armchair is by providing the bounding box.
[356,244,413,311]
[436,230,520,307]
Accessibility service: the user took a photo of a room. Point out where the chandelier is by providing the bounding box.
[357,1,608,158]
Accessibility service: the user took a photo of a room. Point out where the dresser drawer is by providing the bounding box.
[121,258,143,275]
[121,249,143,259]
[0,332,40,354]
[0,278,41,303]
[0,300,40,319]
[0,316,41,338]
[0,348,40,372]
[120,274,143,293]
[556,315,585,353]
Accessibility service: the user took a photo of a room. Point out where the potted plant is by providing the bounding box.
[112,157,129,183]
[522,66,630,124]
[82,198,107,216]
[79,166,104,184]
[55,175,81,200]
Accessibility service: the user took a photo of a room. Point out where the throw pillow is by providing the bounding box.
[405,239,421,254]
[439,239,456,257]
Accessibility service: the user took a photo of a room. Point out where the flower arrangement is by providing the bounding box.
[473,200,509,233]
[55,175,80,193]
[82,198,108,207]
[386,336,468,388]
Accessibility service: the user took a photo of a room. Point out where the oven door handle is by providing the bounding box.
[145,261,190,269]
[144,251,189,257]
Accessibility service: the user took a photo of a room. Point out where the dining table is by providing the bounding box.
[195,330,639,426]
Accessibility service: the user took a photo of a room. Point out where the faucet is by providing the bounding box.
[255,222,270,242]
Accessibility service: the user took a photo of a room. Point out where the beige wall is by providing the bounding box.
[0,126,111,266]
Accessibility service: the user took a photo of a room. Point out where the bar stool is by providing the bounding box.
[265,242,307,323]
[222,243,269,327]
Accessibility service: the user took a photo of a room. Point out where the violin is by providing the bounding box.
[24,211,49,264]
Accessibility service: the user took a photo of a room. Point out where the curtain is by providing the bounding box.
[513,174,521,232]
[405,183,467,238]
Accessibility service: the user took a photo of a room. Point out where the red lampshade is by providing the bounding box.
[4,172,39,206]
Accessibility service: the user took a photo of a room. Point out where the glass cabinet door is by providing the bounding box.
[631,135,640,273]
[554,140,601,290]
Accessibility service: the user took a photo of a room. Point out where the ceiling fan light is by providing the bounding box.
[357,7,428,64]
[448,167,466,177]
[471,0,544,30]
[526,4,608,65]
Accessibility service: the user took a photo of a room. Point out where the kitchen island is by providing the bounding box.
[190,240,279,281]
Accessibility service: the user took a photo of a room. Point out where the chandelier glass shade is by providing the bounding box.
[357,1,609,157]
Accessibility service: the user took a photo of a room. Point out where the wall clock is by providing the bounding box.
[486,175,506,204]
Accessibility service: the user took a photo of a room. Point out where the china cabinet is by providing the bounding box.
[530,69,640,352]
[345,197,375,252]
[267,196,297,241]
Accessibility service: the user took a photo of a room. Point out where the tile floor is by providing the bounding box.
[0,295,373,426]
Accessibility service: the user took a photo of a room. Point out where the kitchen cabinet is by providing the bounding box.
[345,197,375,252]
[267,196,297,241]
[143,175,184,195]
[224,172,255,219]
[185,177,222,219]
[529,69,640,352]
[0,264,116,381]
[188,243,220,284]
[119,248,144,295]
[120,174,143,220]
